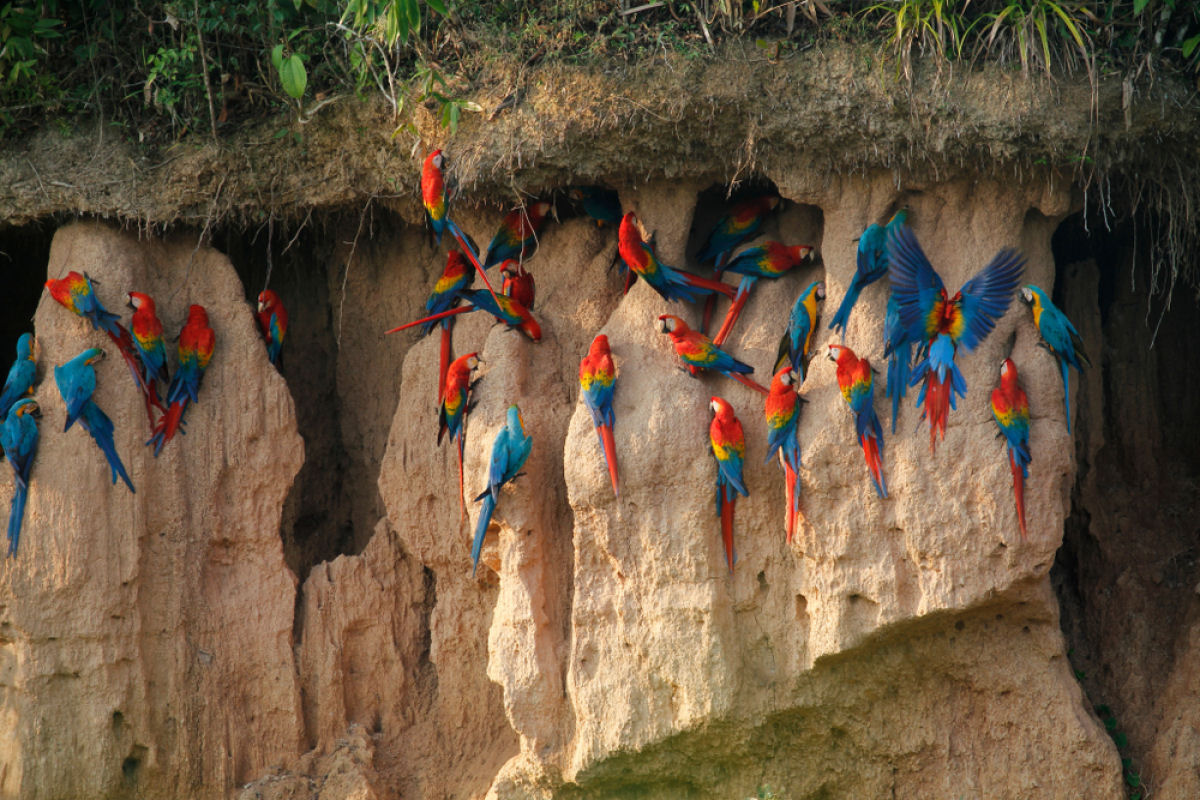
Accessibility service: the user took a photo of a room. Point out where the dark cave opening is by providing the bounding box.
[0,221,53,394]
[1050,210,1200,783]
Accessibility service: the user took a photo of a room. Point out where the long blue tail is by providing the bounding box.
[7,478,26,557]
[82,402,135,493]
[827,282,863,339]
[472,494,497,575]
[1061,358,1072,434]
[445,219,481,266]
[887,339,912,434]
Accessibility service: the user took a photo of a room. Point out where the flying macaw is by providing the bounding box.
[1019,285,1090,434]
[764,366,803,543]
[45,271,163,424]
[774,281,825,381]
[500,259,536,310]
[828,209,908,338]
[256,289,288,368]
[990,358,1031,539]
[883,293,912,434]
[712,242,814,347]
[387,288,542,342]
[127,292,169,389]
[54,348,134,492]
[657,314,768,396]
[709,396,748,571]
[887,224,1025,452]
[471,404,532,575]
[483,201,552,270]
[569,186,621,227]
[619,212,736,304]
[0,333,36,421]
[698,194,781,334]
[147,305,214,457]
[439,351,480,520]
[579,334,619,497]
[2,398,39,557]
[418,250,473,402]
[828,344,887,498]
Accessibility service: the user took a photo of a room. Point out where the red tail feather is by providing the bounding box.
[457,431,465,523]
[784,462,797,544]
[731,372,769,396]
[386,305,470,335]
[712,289,750,347]
[439,325,452,403]
[682,272,737,299]
[450,227,505,309]
[108,324,165,426]
[156,400,187,448]
[924,374,951,454]
[599,423,620,497]
[861,433,887,498]
[721,488,736,572]
[1010,450,1028,540]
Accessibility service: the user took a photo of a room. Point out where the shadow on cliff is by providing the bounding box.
[0,221,52,384]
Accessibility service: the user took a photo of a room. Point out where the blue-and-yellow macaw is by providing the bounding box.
[1019,284,1090,434]
[471,404,532,575]
[2,398,39,557]
[774,281,825,381]
[0,333,36,421]
[829,209,907,339]
[54,348,134,492]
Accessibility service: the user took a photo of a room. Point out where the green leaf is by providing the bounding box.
[279,53,307,99]
[1126,772,1141,788]
[1183,34,1200,58]
[1113,732,1128,748]
[1133,0,1150,14]
[270,43,284,71]
[426,0,448,14]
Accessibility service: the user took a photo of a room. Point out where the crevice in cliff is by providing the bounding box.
[0,220,53,382]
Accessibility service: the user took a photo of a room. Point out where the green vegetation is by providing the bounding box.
[1094,704,1144,800]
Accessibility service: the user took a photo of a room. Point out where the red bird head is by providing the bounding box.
[999,357,1018,387]
[499,260,521,279]
[619,212,641,244]
[186,304,210,327]
[530,201,552,222]
[657,314,689,336]
[127,291,156,314]
[426,149,444,171]
[257,289,282,315]
[710,396,735,421]
[770,365,800,393]
[588,334,610,358]
[509,303,541,342]
[827,343,852,365]
[789,245,814,264]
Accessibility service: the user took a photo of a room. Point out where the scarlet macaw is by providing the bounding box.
[256,289,288,368]
[709,396,748,571]
[483,202,552,270]
[712,242,813,347]
[990,358,1031,539]
[619,213,736,304]
[127,292,170,389]
[569,186,621,227]
[764,366,803,543]
[828,344,887,498]
[147,305,214,457]
[828,210,907,339]
[887,224,1025,452]
[471,404,532,575]
[657,314,768,396]
[54,348,134,492]
[773,281,825,381]
[500,259,536,310]
[1019,285,1090,434]
[387,288,541,342]
[439,351,480,519]
[420,250,473,401]
[2,398,39,557]
[697,195,781,334]
[579,334,619,497]
[0,334,36,421]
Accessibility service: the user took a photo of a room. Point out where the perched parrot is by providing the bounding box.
[483,201,552,269]
[0,333,37,421]
[764,366,803,543]
[421,149,449,245]
[828,210,908,338]
[709,396,748,571]
[569,186,621,227]
[887,224,1025,452]
[774,281,825,381]
[657,314,768,395]
[387,288,542,342]
[1019,285,1090,434]
[619,212,736,304]
[579,334,619,497]
[439,351,480,519]
[54,348,134,492]
[712,242,814,347]
[419,250,473,402]
[45,271,163,424]
[127,292,169,387]
[147,305,214,457]
[990,358,1031,539]
[698,194,781,334]
[471,404,532,575]
[2,398,39,557]
[256,289,288,368]
[828,344,887,498]
[500,259,536,310]
[883,293,913,434]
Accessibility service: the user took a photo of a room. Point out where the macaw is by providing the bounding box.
[439,351,480,519]
[0,333,36,421]
[45,271,163,424]
[569,186,621,227]
[2,398,39,557]
[256,289,288,368]
[54,348,134,492]
[619,212,736,304]
[887,224,1025,452]
[828,209,907,338]
[990,358,1031,539]
[483,201,552,270]
[883,293,913,434]
[147,305,214,457]
[579,334,619,497]
[500,259,536,310]
[127,292,170,388]
[712,242,814,347]
[764,366,803,543]
[709,396,748,571]
[1019,285,1090,434]
[828,344,887,498]
[698,194,780,334]
[773,281,825,381]
[471,404,532,575]
[387,288,542,342]
[418,250,473,402]
[657,314,768,396]
[422,149,449,245]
